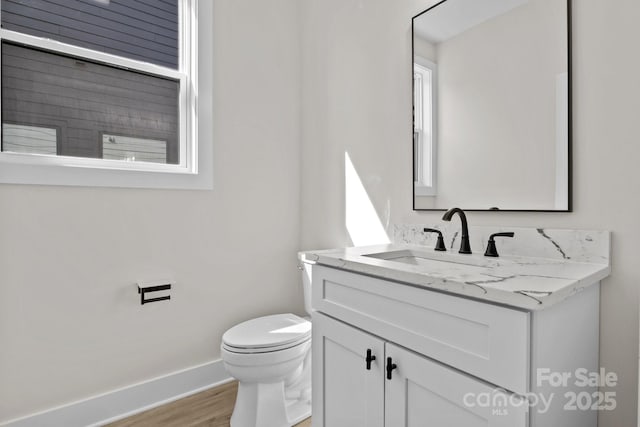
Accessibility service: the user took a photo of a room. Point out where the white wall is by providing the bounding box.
[301,0,640,426]
[413,37,436,61]
[0,0,303,421]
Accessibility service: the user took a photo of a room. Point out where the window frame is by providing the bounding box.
[413,56,437,197]
[0,0,203,187]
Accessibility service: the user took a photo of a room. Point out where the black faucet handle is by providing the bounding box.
[423,228,446,251]
[489,232,515,239]
[484,232,515,257]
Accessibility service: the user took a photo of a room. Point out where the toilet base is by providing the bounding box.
[230,381,311,427]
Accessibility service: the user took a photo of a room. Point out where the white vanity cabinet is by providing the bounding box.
[311,264,601,427]
[313,313,527,427]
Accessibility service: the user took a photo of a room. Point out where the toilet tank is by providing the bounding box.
[301,262,313,315]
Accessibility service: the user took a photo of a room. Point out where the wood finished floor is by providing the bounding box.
[105,381,312,427]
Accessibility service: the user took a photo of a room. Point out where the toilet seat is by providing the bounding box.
[222,313,311,354]
[223,334,310,354]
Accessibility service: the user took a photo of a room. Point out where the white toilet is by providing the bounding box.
[221,265,313,427]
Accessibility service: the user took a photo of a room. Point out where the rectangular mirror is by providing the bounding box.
[413,0,571,211]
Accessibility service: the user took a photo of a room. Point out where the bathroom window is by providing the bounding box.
[413,57,437,196]
[0,0,200,187]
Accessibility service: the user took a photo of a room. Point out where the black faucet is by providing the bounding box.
[442,207,472,254]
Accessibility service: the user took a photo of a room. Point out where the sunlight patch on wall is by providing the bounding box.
[345,152,390,246]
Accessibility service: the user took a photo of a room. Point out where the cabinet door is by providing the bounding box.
[385,343,528,427]
[312,313,384,427]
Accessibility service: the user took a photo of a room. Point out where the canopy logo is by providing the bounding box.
[462,368,617,416]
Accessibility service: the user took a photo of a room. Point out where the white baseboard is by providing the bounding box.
[1,359,232,427]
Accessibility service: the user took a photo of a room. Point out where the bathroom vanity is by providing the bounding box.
[301,228,610,427]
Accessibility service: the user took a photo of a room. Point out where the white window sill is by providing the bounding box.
[0,156,212,190]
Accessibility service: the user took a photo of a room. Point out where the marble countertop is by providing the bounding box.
[299,243,611,310]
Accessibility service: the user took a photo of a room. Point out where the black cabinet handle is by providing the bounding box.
[386,357,397,380]
[365,349,376,370]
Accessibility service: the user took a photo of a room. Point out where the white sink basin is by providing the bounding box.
[363,249,492,269]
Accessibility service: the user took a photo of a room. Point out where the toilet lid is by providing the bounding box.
[222,313,311,350]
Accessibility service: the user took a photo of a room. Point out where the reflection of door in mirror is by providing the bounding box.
[412,0,571,212]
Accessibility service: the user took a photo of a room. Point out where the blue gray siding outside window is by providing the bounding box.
[1,0,179,69]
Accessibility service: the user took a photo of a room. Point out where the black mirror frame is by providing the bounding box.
[411,0,573,213]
